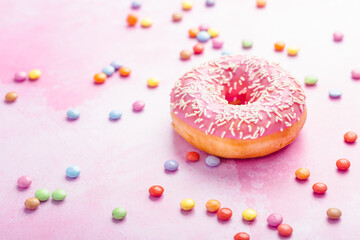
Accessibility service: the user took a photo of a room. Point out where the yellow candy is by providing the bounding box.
[141,18,152,28]
[29,69,42,80]
[242,208,257,221]
[287,46,300,56]
[208,28,219,38]
[147,77,159,87]
[180,198,195,210]
[182,0,193,10]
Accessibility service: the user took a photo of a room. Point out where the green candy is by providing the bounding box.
[305,75,318,85]
[242,39,253,48]
[52,189,67,201]
[112,207,127,220]
[35,188,51,201]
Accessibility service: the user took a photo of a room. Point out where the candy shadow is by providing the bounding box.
[295,178,309,184]
[267,225,278,230]
[206,211,217,217]
[327,218,341,224]
[65,117,79,123]
[312,192,326,199]
[164,169,178,174]
[65,175,79,181]
[23,208,38,214]
[180,209,194,216]
[51,199,65,205]
[16,186,29,192]
[109,117,121,122]
[329,96,342,101]
[336,168,349,175]
[242,219,256,225]
[112,217,126,224]
[148,195,163,202]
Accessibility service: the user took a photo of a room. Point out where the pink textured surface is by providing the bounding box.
[1,0,360,239]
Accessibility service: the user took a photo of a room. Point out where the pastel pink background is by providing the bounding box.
[1,0,360,239]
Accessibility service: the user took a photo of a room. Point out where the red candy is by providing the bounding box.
[234,232,250,240]
[149,185,164,197]
[344,131,358,143]
[186,152,200,161]
[312,182,327,194]
[277,224,293,237]
[193,43,205,54]
[336,158,351,171]
[217,208,232,220]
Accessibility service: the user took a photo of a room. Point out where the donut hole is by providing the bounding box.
[223,84,259,105]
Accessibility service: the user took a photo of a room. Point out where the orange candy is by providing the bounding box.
[127,13,138,26]
[189,27,200,38]
[256,0,267,8]
[119,67,131,77]
[274,41,285,51]
[344,131,357,143]
[295,168,310,180]
[206,199,221,212]
[93,72,107,84]
[186,151,200,161]
[5,91,18,102]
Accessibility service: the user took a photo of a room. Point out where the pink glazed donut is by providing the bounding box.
[170,55,307,158]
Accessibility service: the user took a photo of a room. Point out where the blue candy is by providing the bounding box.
[66,165,81,178]
[109,110,122,120]
[164,160,179,171]
[329,89,342,98]
[110,61,123,70]
[205,156,220,167]
[131,0,141,9]
[67,109,80,120]
[102,65,115,76]
[196,31,211,43]
[206,0,215,6]
[221,49,233,56]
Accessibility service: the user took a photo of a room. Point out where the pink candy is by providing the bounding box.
[267,213,283,227]
[351,69,360,80]
[212,38,224,49]
[14,71,27,82]
[199,24,209,31]
[132,100,145,112]
[17,176,32,188]
[333,32,344,42]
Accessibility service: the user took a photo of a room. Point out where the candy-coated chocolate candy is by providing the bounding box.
[344,131,357,143]
[186,151,200,161]
[274,41,285,51]
[35,188,51,201]
[217,208,232,220]
[212,38,224,49]
[131,0,141,9]
[234,232,250,240]
[199,24,210,31]
[277,224,293,237]
[351,69,360,79]
[256,0,267,8]
[141,18,152,28]
[242,208,257,221]
[52,189,67,201]
[336,158,350,171]
[208,28,219,38]
[147,77,159,87]
[94,72,107,84]
[110,61,123,70]
[67,109,80,120]
[132,100,145,112]
[172,12,183,22]
[29,69,42,80]
[66,165,81,178]
[333,32,343,42]
[112,207,127,219]
[127,13,138,26]
[149,185,164,197]
[327,208,342,220]
[180,198,195,210]
[119,67,131,77]
[304,75,318,85]
[242,39,253,48]
[14,71,27,82]
[312,182,327,194]
[221,49,233,55]
[109,110,122,120]
[205,156,220,167]
[196,31,211,43]
[164,160,179,171]
[25,197,40,210]
[102,65,115,76]
[206,0,215,7]
[182,0,193,10]
[193,43,204,54]
[180,49,192,60]
[295,168,310,180]
[287,46,299,56]
[17,176,32,188]
[205,199,221,212]
[329,89,342,98]
[5,92,18,102]
[267,213,283,227]
[189,28,200,38]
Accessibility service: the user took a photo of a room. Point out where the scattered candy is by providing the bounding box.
[24,197,40,210]
[242,208,257,221]
[256,0,267,8]
[329,89,342,98]
[274,41,285,51]
[186,151,200,161]
[141,18,152,28]
[277,224,293,237]
[172,12,183,22]
[66,165,81,178]
[312,182,327,194]
[110,61,123,70]
[336,158,351,171]
[67,109,80,120]
[295,168,310,180]
[119,67,131,77]
[205,155,220,167]
[199,24,210,31]
[189,27,200,38]
[267,213,283,227]
[234,232,250,240]
[333,32,343,42]
[217,207,232,220]
[344,131,357,143]
[127,13,138,26]
[304,75,318,85]
[52,189,67,201]
[14,71,27,82]
[164,160,179,171]
[35,188,51,201]
[327,208,342,220]
[287,46,299,56]
[196,31,211,43]
[131,0,141,9]
[193,43,205,54]
[17,176,32,188]
[242,39,253,48]
[5,91,18,102]
[180,49,192,60]
[112,207,127,220]
[94,72,107,84]
[180,198,195,210]
[147,77,159,87]
[182,0,193,10]
[149,185,164,197]
[212,38,224,49]
[205,199,221,212]
[109,110,122,120]
[29,69,42,80]
[208,28,219,38]
[351,69,360,80]
[206,0,215,7]
[102,65,115,76]
[132,100,145,112]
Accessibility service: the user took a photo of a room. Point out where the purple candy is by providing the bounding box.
[14,71,27,82]
[333,32,343,42]
[351,69,360,80]
[199,24,210,31]
[267,213,283,227]
[132,100,145,112]
[212,38,224,49]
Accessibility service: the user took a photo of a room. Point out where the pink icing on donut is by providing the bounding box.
[170,55,306,140]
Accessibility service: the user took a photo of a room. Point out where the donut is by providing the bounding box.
[170,55,306,159]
